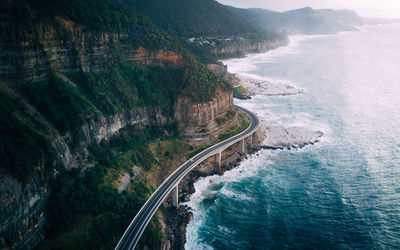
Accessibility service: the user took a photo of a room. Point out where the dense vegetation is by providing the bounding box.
[23,74,99,135]
[41,125,177,249]
[67,63,188,115]
[40,121,231,249]
[9,0,180,52]
[1,0,230,181]
[0,92,53,182]
[127,0,258,38]
[187,63,231,102]
[233,86,247,96]
[21,53,227,139]
[127,0,284,63]
[43,165,160,249]
[218,113,250,141]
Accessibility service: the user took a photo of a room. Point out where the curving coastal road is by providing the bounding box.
[116,105,259,250]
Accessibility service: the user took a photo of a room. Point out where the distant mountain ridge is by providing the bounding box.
[228,6,365,35]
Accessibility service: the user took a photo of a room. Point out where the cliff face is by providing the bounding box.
[81,107,167,144]
[207,64,239,87]
[0,17,184,82]
[55,106,169,169]
[0,8,229,249]
[132,47,184,66]
[0,15,174,250]
[0,173,48,249]
[174,88,234,136]
[0,98,170,249]
[211,38,288,57]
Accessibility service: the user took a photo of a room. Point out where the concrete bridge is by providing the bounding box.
[116,105,259,250]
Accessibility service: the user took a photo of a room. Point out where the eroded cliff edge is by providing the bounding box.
[0,2,233,248]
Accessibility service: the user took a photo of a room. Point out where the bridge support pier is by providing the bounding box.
[216,152,222,169]
[240,139,245,153]
[248,134,253,147]
[171,185,179,208]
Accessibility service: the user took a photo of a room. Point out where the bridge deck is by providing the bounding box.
[116,105,259,250]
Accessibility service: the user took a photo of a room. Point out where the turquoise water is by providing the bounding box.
[185,24,400,249]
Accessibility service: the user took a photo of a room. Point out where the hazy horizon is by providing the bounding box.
[217,0,400,18]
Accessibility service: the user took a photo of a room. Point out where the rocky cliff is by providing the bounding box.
[211,37,288,57]
[0,1,234,248]
[0,173,48,249]
[56,106,169,169]
[174,88,234,136]
[0,88,172,249]
[0,17,185,82]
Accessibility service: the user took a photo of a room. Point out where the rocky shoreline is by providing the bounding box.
[161,146,262,249]
[237,75,303,97]
[161,53,324,250]
[162,125,323,249]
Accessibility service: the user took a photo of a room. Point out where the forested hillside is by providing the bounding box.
[0,0,230,249]
[126,0,258,38]
[128,0,288,62]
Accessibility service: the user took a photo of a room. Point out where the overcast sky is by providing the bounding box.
[217,0,400,18]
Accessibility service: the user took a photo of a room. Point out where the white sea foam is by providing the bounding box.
[184,151,275,249]
[185,32,338,248]
[218,225,235,235]
[234,72,304,96]
[219,186,255,202]
[236,96,330,147]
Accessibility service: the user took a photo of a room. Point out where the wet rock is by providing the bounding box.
[239,76,303,96]
[262,125,323,149]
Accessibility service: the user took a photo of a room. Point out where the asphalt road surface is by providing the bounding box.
[116,105,259,250]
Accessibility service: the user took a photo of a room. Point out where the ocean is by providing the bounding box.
[184,24,400,249]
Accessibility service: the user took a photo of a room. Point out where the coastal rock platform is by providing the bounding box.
[240,76,303,96]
